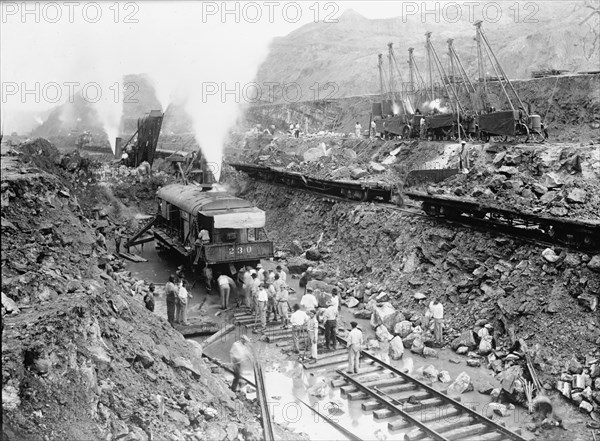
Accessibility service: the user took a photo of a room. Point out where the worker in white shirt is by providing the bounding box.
[275,265,287,283]
[242,268,253,309]
[230,335,252,392]
[256,284,269,328]
[276,284,290,328]
[429,297,444,345]
[289,304,308,353]
[322,300,339,350]
[272,273,284,294]
[266,269,275,284]
[330,288,340,311]
[300,288,318,312]
[256,263,265,283]
[217,273,236,309]
[347,321,363,374]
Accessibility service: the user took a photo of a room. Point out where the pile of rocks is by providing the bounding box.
[556,357,600,417]
[433,144,600,220]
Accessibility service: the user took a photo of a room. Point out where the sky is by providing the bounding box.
[0,1,421,175]
[0,0,589,166]
[0,1,421,120]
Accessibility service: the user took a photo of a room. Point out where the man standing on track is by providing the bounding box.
[289,304,308,354]
[276,283,290,328]
[322,300,338,351]
[347,321,363,374]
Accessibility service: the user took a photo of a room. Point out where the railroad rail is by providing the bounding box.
[328,334,527,441]
[229,162,600,252]
[254,357,275,441]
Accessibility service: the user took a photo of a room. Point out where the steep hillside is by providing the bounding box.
[255,2,600,102]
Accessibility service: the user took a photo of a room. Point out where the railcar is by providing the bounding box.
[127,183,274,272]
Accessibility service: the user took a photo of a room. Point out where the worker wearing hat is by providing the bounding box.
[230,335,252,392]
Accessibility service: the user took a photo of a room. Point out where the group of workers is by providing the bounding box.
[164,274,193,326]
[236,264,290,329]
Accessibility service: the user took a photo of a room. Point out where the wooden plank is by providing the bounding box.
[118,252,148,262]
[174,322,220,337]
[201,324,235,350]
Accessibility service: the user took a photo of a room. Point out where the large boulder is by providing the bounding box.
[346,297,360,308]
[389,336,404,360]
[369,162,386,174]
[286,256,313,274]
[423,347,439,358]
[353,308,371,319]
[375,325,393,342]
[303,147,327,162]
[542,248,561,263]
[451,330,477,351]
[566,188,586,204]
[307,280,336,293]
[290,240,303,255]
[305,247,322,261]
[394,320,413,338]
[438,371,452,383]
[410,335,425,355]
[447,372,472,397]
[384,311,406,332]
[587,255,600,273]
[370,302,396,329]
[350,168,368,180]
[540,172,562,188]
[423,365,439,382]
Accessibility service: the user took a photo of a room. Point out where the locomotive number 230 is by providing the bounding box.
[228,246,253,255]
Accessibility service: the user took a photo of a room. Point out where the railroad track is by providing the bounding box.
[228,310,529,441]
[300,334,527,441]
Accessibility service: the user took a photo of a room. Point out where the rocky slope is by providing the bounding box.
[225,170,600,424]
[1,140,264,441]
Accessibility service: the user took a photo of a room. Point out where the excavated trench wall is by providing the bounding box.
[231,175,599,379]
[244,74,600,139]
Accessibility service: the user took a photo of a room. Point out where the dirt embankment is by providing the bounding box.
[1,140,263,441]
[227,171,600,419]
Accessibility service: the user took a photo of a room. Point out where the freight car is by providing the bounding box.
[230,163,600,252]
[126,183,274,272]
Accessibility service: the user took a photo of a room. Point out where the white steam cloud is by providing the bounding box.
[2,2,273,173]
[422,99,449,114]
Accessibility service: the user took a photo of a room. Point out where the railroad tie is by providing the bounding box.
[361,389,429,409]
[340,376,404,396]
[373,397,455,420]
[387,404,462,431]
[403,415,475,440]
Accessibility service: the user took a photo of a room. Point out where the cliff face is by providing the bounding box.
[255,3,600,102]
